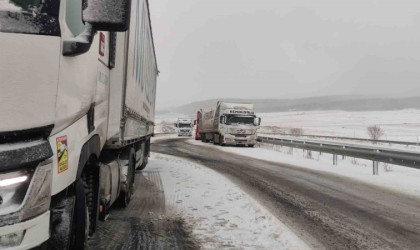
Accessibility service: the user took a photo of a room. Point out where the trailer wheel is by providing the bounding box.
[118,148,136,207]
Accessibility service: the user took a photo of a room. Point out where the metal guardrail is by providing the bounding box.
[258,136,420,174]
[266,134,420,146]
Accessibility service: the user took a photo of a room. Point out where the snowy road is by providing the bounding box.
[152,137,420,250]
[88,138,308,249]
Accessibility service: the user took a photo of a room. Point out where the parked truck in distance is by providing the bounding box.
[175,118,193,136]
[196,101,261,147]
[0,0,157,248]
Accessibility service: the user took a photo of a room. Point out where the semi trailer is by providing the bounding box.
[196,101,261,147]
[0,0,158,249]
[175,118,193,136]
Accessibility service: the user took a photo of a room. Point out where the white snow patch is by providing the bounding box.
[148,153,309,250]
[0,1,21,12]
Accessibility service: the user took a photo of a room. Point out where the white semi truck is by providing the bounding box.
[175,118,193,136]
[0,0,158,249]
[196,101,261,147]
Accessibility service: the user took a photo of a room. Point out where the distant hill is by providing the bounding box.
[166,96,420,115]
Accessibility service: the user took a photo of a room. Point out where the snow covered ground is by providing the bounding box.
[187,139,420,199]
[259,109,420,142]
[148,153,309,250]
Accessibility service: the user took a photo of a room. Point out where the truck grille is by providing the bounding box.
[0,125,54,144]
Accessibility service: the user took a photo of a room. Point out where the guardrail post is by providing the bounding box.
[373,161,379,175]
[333,154,338,165]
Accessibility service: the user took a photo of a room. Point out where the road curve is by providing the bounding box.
[152,137,420,250]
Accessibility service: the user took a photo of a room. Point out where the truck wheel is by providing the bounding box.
[118,149,136,207]
[219,135,225,146]
[82,166,100,236]
[49,196,77,249]
[248,144,255,147]
[49,179,90,249]
[137,154,148,171]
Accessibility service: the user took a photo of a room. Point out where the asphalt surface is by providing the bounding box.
[152,137,420,250]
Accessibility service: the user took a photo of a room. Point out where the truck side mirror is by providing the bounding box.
[194,120,197,125]
[83,0,131,32]
[174,123,178,128]
[254,117,261,126]
[219,116,226,124]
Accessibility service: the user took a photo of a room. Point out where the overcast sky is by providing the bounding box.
[149,0,420,110]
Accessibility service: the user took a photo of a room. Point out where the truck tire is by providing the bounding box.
[118,148,136,207]
[213,135,218,145]
[137,153,148,171]
[82,165,100,236]
[219,135,225,146]
[49,180,90,250]
[248,144,255,147]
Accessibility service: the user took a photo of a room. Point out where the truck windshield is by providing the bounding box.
[0,0,60,36]
[226,115,254,125]
[178,123,191,128]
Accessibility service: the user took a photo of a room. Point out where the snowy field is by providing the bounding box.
[259,109,420,142]
[187,139,420,199]
[148,153,309,250]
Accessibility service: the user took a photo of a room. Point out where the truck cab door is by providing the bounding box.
[94,31,112,144]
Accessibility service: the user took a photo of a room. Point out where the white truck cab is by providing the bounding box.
[198,101,261,147]
[175,118,193,136]
[0,0,158,249]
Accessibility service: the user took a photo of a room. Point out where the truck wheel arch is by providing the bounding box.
[76,135,101,179]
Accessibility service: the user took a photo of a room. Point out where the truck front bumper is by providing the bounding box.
[222,134,257,146]
[178,131,192,136]
[0,211,50,249]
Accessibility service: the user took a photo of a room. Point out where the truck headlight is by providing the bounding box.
[0,160,52,226]
[0,170,33,217]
